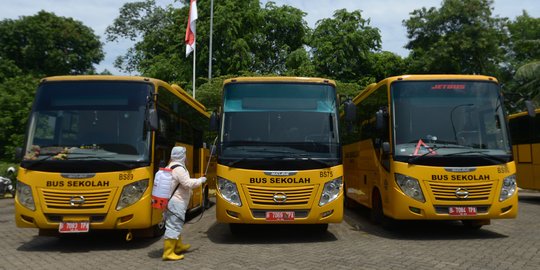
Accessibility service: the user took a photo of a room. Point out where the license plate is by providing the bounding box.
[265,211,295,221]
[448,206,477,216]
[59,221,90,233]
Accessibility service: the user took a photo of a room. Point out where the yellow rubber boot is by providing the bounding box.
[162,239,184,261]
[175,236,191,254]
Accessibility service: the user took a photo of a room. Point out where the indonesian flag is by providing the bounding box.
[185,0,198,57]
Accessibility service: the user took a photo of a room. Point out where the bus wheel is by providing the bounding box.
[202,186,210,210]
[312,223,329,233]
[370,190,395,229]
[343,184,352,208]
[461,220,484,230]
[229,223,244,235]
[152,220,166,237]
[370,190,384,225]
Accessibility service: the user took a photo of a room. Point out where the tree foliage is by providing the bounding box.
[309,9,382,83]
[0,11,104,161]
[106,0,310,90]
[0,75,39,159]
[4,0,540,162]
[404,0,507,76]
[508,11,540,66]
[0,11,104,76]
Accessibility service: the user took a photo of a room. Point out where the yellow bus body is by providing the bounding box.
[508,109,540,190]
[344,141,517,220]
[15,75,214,237]
[343,75,518,226]
[215,77,344,226]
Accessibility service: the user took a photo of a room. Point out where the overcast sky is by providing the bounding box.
[1,0,539,75]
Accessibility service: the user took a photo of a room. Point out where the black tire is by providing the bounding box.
[461,220,483,230]
[370,190,395,229]
[152,220,166,237]
[370,190,384,225]
[202,186,210,210]
[312,223,329,233]
[343,183,351,208]
[229,223,244,235]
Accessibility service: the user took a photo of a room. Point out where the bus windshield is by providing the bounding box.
[23,81,153,162]
[221,83,339,160]
[391,80,511,159]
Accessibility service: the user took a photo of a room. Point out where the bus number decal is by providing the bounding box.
[119,173,134,181]
[497,166,509,174]
[320,171,333,178]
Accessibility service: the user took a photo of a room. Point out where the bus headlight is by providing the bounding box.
[17,181,35,211]
[116,179,149,210]
[217,177,242,206]
[395,173,425,203]
[499,175,517,201]
[319,177,342,206]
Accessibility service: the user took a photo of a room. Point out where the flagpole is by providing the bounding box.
[193,42,196,99]
[208,0,214,81]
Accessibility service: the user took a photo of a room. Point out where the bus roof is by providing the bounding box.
[223,76,336,87]
[352,74,499,104]
[40,75,208,116]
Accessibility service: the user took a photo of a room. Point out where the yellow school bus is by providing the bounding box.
[341,74,517,229]
[15,75,215,239]
[508,108,540,190]
[212,77,344,233]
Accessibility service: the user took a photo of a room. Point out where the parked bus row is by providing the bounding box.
[13,74,532,238]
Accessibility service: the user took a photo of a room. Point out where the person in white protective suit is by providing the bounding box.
[162,146,206,261]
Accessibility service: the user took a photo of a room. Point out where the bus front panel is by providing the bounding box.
[384,161,518,220]
[215,164,343,224]
[15,166,160,230]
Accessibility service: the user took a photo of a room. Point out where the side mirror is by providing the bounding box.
[210,112,220,131]
[148,108,159,131]
[382,142,390,154]
[344,101,357,122]
[15,147,23,161]
[525,100,536,117]
[210,144,217,157]
[376,109,386,130]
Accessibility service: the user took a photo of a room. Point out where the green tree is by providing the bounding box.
[0,75,39,159]
[509,61,540,111]
[0,11,104,76]
[106,0,309,88]
[404,0,507,76]
[508,11,540,66]
[369,51,407,81]
[284,47,317,77]
[253,2,308,74]
[309,9,382,83]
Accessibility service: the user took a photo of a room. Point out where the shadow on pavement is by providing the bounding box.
[206,222,338,244]
[343,203,508,240]
[16,230,161,252]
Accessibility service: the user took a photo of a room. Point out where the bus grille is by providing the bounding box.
[41,189,112,210]
[428,182,493,201]
[246,185,315,206]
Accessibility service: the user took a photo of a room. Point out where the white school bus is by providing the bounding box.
[212,77,344,233]
[508,108,540,191]
[15,76,215,239]
[341,74,517,229]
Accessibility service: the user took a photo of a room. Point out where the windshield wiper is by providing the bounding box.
[442,150,509,163]
[226,158,249,167]
[269,154,334,167]
[67,155,137,169]
[408,147,440,163]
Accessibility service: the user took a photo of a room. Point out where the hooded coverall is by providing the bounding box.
[162,146,206,261]
[164,146,206,239]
